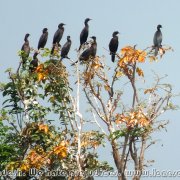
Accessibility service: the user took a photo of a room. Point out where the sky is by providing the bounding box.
[0,0,180,179]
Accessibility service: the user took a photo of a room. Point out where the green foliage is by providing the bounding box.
[0,48,111,179]
[0,121,19,170]
[109,129,126,140]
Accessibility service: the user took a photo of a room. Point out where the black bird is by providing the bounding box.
[80,36,97,62]
[60,36,72,60]
[89,36,97,58]
[109,31,119,62]
[72,36,97,65]
[153,24,162,56]
[38,28,48,50]
[51,23,65,54]
[21,33,30,65]
[79,18,91,50]
[29,52,38,72]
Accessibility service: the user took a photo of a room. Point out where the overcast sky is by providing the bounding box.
[0,0,180,179]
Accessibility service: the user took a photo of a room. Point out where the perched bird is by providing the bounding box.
[89,36,97,58]
[29,52,38,72]
[51,23,65,54]
[21,33,30,66]
[72,36,97,65]
[153,24,162,56]
[38,28,48,50]
[80,36,97,62]
[60,36,72,60]
[109,31,119,62]
[79,18,91,50]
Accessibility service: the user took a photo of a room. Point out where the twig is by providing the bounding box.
[92,111,108,136]
[84,88,108,125]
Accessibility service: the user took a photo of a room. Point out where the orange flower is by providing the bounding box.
[26,150,44,169]
[35,64,49,82]
[28,150,41,162]
[119,46,147,67]
[35,64,44,72]
[144,88,156,94]
[91,56,103,70]
[115,110,149,128]
[136,67,144,77]
[38,123,49,134]
[136,50,146,63]
[19,162,30,172]
[83,72,94,85]
[53,142,68,158]
[91,62,102,70]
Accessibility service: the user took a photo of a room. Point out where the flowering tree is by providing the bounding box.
[81,45,176,180]
[0,39,176,180]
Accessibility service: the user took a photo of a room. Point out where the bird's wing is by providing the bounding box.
[91,43,97,57]
[109,38,119,52]
[80,48,91,60]
[153,31,162,46]
[21,43,25,51]
[21,42,30,54]
[53,29,60,44]
[80,27,88,44]
[61,42,71,56]
[24,45,30,54]
[38,34,44,48]
[59,28,64,38]
[29,59,38,72]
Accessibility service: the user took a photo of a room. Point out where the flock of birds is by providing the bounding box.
[21,18,163,72]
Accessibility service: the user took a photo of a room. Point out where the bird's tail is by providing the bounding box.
[51,45,55,55]
[111,54,115,62]
[78,44,82,51]
[33,52,39,58]
[154,46,159,56]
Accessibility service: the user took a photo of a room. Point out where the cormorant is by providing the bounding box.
[51,23,65,54]
[88,36,97,58]
[72,36,97,65]
[29,52,38,72]
[21,33,30,65]
[153,24,162,56]
[79,18,91,50]
[60,36,72,60]
[109,31,119,62]
[38,28,48,50]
